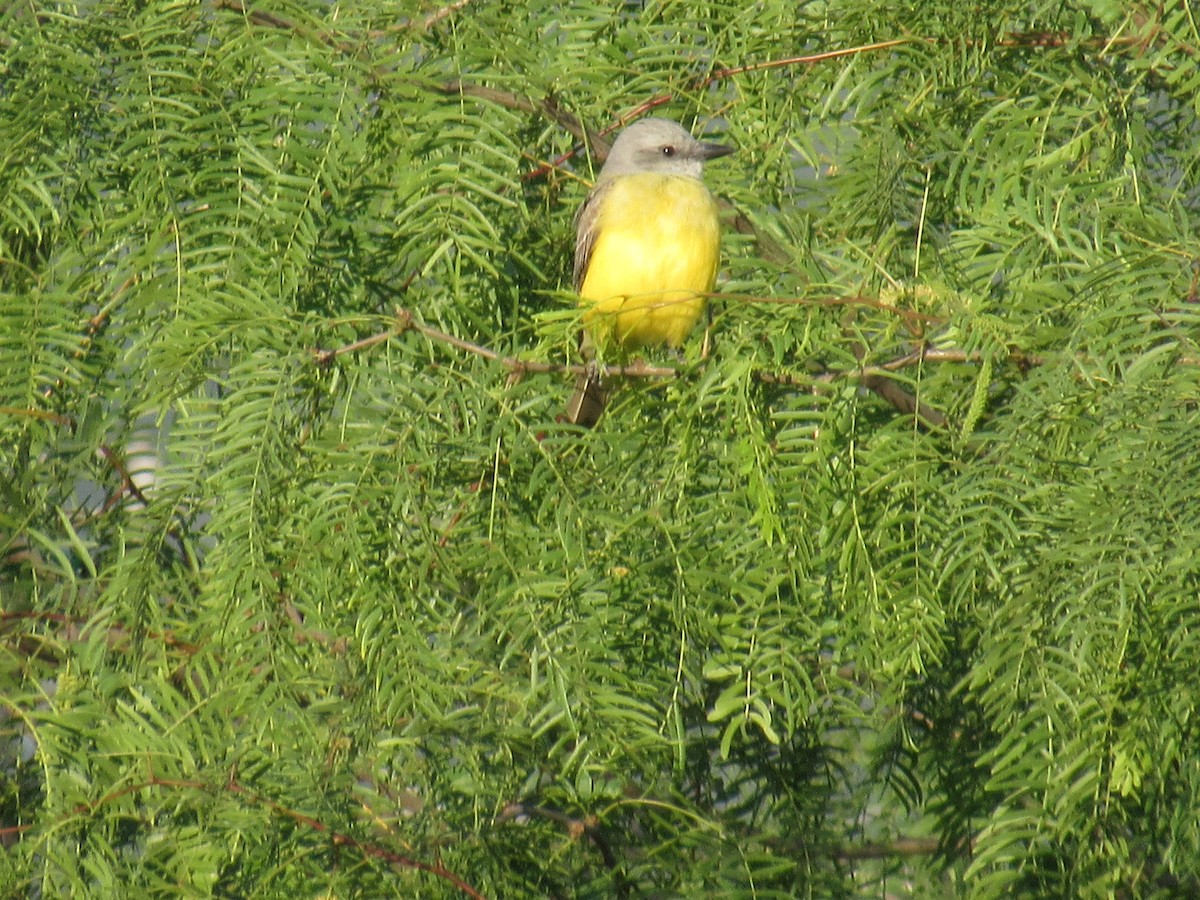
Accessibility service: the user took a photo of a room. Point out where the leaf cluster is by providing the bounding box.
[3,1,1200,897]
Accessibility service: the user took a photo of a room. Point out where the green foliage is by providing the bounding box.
[3,0,1200,896]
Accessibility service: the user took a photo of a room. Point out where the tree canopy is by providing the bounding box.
[3,1,1200,896]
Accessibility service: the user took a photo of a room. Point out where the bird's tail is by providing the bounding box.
[564,330,609,427]
[565,368,608,427]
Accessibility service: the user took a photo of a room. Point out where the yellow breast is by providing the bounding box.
[579,173,721,350]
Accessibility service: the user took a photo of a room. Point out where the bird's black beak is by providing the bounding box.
[699,141,735,161]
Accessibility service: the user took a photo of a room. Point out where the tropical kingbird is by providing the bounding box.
[565,117,733,427]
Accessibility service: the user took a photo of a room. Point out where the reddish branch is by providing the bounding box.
[314,303,1020,398]
[96,445,152,512]
[0,610,201,663]
[834,835,974,861]
[498,802,625,892]
[0,772,487,899]
[500,798,974,872]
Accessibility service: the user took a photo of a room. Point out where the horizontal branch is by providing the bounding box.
[4,771,489,900]
[500,796,974,870]
[312,307,680,380]
[833,834,974,861]
[312,306,1026,389]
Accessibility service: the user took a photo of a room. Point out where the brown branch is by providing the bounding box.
[213,0,478,39]
[313,326,408,366]
[222,775,488,899]
[200,9,1193,145]
[0,771,487,899]
[420,80,604,151]
[829,346,1045,375]
[0,406,74,428]
[317,304,967,379]
[212,0,297,31]
[420,0,473,30]
[727,209,792,268]
[313,307,678,380]
[422,79,540,116]
[495,795,971,874]
[311,307,1055,433]
[97,445,152,512]
[560,28,1181,183]
[710,39,917,80]
[498,802,626,895]
[834,834,974,861]
[718,291,943,331]
[211,0,365,53]
[419,33,1172,288]
[614,39,921,126]
[208,4,1176,63]
[0,610,202,660]
[864,373,947,428]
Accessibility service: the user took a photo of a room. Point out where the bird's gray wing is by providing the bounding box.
[565,182,614,426]
[573,180,611,292]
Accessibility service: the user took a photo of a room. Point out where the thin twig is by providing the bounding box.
[0,610,201,658]
[719,291,942,329]
[834,834,974,861]
[313,327,407,365]
[222,776,488,899]
[320,307,1034,378]
[212,0,302,32]
[0,406,73,428]
[498,803,628,896]
[97,445,152,512]
[710,39,917,80]
[421,0,473,30]
[0,771,488,900]
[314,308,681,380]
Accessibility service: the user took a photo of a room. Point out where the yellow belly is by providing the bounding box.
[580,173,721,350]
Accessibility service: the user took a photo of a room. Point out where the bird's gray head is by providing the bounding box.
[596,117,733,182]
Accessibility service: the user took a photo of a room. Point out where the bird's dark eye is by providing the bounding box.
[661,145,675,156]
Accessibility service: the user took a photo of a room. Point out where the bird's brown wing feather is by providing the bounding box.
[565,182,612,426]
[572,181,610,291]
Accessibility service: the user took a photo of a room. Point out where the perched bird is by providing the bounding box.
[565,117,733,427]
